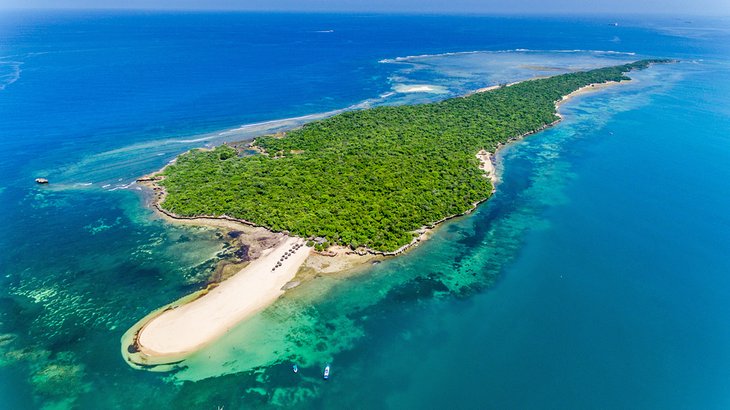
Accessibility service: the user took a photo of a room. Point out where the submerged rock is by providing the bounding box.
[234,244,251,261]
[0,333,17,347]
[281,281,300,291]
[227,230,243,238]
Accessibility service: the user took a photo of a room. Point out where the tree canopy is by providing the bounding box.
[158,60,669,252]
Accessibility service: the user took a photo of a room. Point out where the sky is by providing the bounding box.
[1,0,729,15]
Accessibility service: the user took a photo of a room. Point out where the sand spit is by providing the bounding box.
[123,236,310,367]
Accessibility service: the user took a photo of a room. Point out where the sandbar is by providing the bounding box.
[125,236,309,366]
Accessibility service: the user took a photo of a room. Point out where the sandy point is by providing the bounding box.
[476,149,498,189]
[122,236,310,368]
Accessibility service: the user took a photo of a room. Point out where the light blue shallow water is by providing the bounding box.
[1,12,729,409]
[312,62,730,409]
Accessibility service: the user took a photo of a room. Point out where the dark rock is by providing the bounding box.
[234,244,250,261]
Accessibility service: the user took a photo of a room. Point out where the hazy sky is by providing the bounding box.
[3,0,729,15]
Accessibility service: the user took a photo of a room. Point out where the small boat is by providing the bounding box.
[292,364,298,373]
[323,364,330,380]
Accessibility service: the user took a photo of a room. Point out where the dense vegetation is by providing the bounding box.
[159,60,668,252]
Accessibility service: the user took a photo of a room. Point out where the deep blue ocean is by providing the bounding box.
[1,11,730,409]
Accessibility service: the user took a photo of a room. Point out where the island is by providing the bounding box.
[123,59,671,368]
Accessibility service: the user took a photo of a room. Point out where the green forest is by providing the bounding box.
[158,60,668,252]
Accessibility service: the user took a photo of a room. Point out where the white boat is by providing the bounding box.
[292,364,298,373]
[323,364,330,380]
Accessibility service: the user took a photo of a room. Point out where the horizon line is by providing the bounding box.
[1,8,728,18]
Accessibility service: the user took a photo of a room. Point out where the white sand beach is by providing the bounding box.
[131,237,310,361]
[474,79,529,94]
[476,149,498,188]
[556,80,624,115]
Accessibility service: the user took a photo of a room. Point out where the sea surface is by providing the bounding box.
[1,11,730,409]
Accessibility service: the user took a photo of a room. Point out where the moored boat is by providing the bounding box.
[323,364,330,380]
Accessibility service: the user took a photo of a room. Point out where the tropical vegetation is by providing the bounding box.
[158,60,669,252]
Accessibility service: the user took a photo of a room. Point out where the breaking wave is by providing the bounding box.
[379,49,637,63]
[0,60,22,91]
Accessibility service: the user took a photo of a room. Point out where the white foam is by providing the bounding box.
[0,60,22,91]
[379,49,637,64]
[109,181,136,191]
[173,136,212,143]
[379,50,482,63]
[393,84,449,94]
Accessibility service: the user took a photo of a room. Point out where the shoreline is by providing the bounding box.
[140,78,625,257]
[555,80,627,117]
[123,76,630,367]
[123,236,310,368]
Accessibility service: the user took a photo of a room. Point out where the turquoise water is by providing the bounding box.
[309,62,730,409]
[2,12,730,409]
